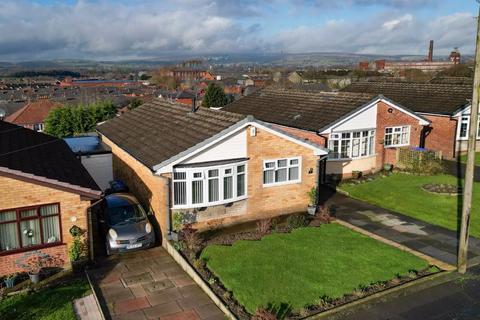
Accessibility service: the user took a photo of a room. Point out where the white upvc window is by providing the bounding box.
[172,162,247,209]
[263,157,301,187]
[384,126,410,147]
[457,116,480,140]
[328,130,375,160]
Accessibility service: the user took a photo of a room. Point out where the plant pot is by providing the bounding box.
[29,272,40,284]
[307,205,317,216]
[352,171,362,179]
[71,258,88,273]
[4,277,15,288]
[383,164,393,172]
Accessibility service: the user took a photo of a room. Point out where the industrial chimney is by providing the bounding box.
[428,40,434,62]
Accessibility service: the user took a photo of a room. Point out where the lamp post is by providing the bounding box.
[458,2,480,274]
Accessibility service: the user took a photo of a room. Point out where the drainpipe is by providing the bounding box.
[157,175,172,242]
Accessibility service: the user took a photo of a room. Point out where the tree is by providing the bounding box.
[438,64,474,78]
[44,100,117,138]
[202,83,228,109]
[128,98,143,110]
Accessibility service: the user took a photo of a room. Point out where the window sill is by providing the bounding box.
[0,242,65,257]
[384,144,410,149]
[263,180,301,188]
[327,154,376,162]
[172,196,248,210]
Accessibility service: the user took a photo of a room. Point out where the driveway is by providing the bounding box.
[324,191,480,268]
[87,247,224,320]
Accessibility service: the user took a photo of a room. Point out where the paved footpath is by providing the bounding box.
[327,265,480,320]
[87,247,224,320]
[326,192,480,267]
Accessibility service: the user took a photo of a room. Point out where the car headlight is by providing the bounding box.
[109,228,118,240]
[145,222,152,234]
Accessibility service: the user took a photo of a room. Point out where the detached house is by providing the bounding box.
[5,99,61,132]
[97,100,328,239]
[0,121,101,276]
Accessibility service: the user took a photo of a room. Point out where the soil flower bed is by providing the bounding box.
[172,218,439,319]
[421,183,462,196]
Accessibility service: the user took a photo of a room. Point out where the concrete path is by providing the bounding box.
[325,192,480,268]
[74,294,103,320]
[87,247,224,320]
[327,265,480,320]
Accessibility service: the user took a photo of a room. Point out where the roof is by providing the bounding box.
[342,81,472,115]
[64,135,111,155]
[0,121,101,197]
[97,99,247,170]
[223,88,376,132]
[5,99,61,124]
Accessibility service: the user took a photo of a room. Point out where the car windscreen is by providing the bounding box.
[107,204,147,226]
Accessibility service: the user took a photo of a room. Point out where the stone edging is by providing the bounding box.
[163,240,237,320]
[84,269,106,320]
[334,219,456,271]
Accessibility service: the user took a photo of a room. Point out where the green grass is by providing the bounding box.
[340,173,480,238]
[201,224,428,313]
[0,280,91,320]
[459,152,480,166]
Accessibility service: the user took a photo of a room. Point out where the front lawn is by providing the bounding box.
[201,224,429,314]
[459,152,480,166]
[0,280,91,320]
[340,173,480,238]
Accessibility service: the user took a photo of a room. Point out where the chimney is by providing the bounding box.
[428,40,434,62]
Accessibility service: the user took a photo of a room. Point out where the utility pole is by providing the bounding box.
[458,3,480,274]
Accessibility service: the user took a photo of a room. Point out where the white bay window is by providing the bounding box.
[328,130,375,160]
[173,162,247,208]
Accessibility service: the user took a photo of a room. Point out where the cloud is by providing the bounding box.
[383,14,413,30]
[296,0,437,9]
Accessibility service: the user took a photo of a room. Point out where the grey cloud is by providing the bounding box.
[296,0,437,9]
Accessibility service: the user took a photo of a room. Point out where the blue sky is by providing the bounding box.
[0,0,478,61]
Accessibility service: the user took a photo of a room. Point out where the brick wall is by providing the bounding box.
[375,101,424,168]
[0,245,67,276]
[0,175,92,276]
[101,135,169,239]
[423,114,457,159]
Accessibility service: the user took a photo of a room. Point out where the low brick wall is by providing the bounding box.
[0,245,68,276]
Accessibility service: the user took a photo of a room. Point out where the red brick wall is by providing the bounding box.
[375,101,424,168]
[0,245,67,276]
[423,115,457,159]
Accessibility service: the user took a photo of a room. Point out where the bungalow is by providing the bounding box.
[0,121,101,276]
[342,81,473,158]
[5,99,61,132]
[97,100,328,239]
[223,88,432,177]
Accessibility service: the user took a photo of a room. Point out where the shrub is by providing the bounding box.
[252,308,277,320]
[172,212,184,232]
[286,214,310,229]
[181,224,203,253]
[317,205,332,224]
[68,235,87,262]
[256,218,272,235]
[192,258,205,270]
[307,187,317,206]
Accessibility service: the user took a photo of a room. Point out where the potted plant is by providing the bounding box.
[69,235,88,273]
[25,254,64,284]
[352,170,362,179]
[4,273,17,288]
[170,212,184,241]
[383,163,393,172]
[307,187,317,215]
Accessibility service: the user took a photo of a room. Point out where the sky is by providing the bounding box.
[0,0,478,61]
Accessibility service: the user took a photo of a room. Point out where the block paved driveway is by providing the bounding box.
[324,191,480,267]
[87,247,224,320]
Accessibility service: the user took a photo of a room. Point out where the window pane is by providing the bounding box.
[369,136,375,155]
[193,172,202,178]
[361,137,368,156]
[20,219,41,248]
[237,165,245,173]
[237,174,245,197]
[208,178,219,202]
[275,168,288,182]
[0,210,16,222]
[289,167,299,181]
[192,180,203,204]
[340,139,350,158]
[277,159,287,167]
[40,204,59,216]
[385,133,392,146]
[265,162,275,169]
[352,138,360,157]
[290,159,299,165]
[42,215,60,243]
[20,209,36,218]
[460,123,468,138]
[224,176,233,199]
[174,181,187,205]
[225,168,232,175]
[174,172,186,180]
[0,222,20,251]
[263,170,274,184]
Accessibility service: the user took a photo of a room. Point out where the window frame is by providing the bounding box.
[172,162,248,209]
[0,203,63,256]
[328,130,376,161]
[263,156,302,187]
[384,125,410,148]
[457,115,480,141]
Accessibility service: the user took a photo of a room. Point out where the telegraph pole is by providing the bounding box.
[458,3,480,274]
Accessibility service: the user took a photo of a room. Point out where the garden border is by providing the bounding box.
[164,240,237,320]
[84,269,106,320]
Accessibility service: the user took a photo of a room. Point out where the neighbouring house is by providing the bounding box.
[175,90,196,106]
[5,99,61,132]
[342,81,472,158]
[224,88,432,178]
[64,135,113,191]
[0,121,101,276]
[97,99,328,239]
